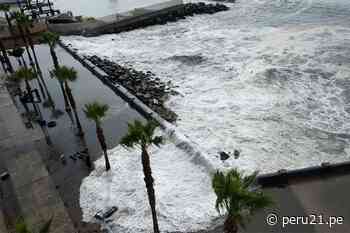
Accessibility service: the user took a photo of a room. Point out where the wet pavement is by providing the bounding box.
[0,78,75,233]
[5,43,143,232]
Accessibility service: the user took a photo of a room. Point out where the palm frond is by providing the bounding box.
[0,4,10,12]
[8,47,25,58]
[120,120,143,148]
[212,169,273,226]
[152,136,163,147]
[243,171,258,188]
[13,11,32,27]
[38,217,53,233]
[83,101,109,124]
[13,67,37,81]
[40,32,59,48]
[15,219,30,233]
[120,120,162,148]
[51,66,77,82]
[244,191,274,215]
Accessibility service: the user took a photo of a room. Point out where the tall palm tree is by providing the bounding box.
[120,120,163,233]
[13,11,45,99]
[212,169,273,233]
[16,217,52,233]
[17,12,48,100]
[40,31,71,113]
[51,66,84,135]
[84,101,111,171]
[0,4,14,73]
[10,47,63,118]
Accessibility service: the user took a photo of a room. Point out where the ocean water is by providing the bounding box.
[65,0,350,172]
[65,0,350,232]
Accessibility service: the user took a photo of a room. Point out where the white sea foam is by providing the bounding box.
[64,0,350,232]
[80,137,218,233]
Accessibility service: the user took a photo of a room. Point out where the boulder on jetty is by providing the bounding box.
[88,56,178,122]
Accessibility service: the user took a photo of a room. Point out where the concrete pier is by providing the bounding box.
[49,0,185,36]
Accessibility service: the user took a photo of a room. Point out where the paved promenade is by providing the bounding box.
[0,79,76,233]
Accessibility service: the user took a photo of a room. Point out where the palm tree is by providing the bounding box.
[13,11,46,99]
[12,67,40,115]
[212,169,273,233]
[51,66,84,135]
[84,101,111,171]
[40,32,60,68]
[0,4,13,31]
[16,217,52,233]
[40,31,71,113]
[0,4,14,73]
[8,47,25,66]
[0,40,13,73]
[120,120,163,233]
[13,11,49,100]
[13,67,36,94]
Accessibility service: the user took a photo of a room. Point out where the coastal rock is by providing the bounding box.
[219,151,230,161]
[87,55,178,122]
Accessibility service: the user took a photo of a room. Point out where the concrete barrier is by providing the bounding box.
[257,161,350,187]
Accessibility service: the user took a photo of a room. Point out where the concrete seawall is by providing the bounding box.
[49,0,185,36]
[49,1,228,37]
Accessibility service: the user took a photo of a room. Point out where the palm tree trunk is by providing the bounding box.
[26,37,57,112]
[16,57,22,66]
[0,55,7,73]
[21,25,46,100]
[24,26,48,100]
[224,216,238,233]
[5,10,21,50]
[4,11,11,30]
[96,125,111,171]
[49,46,72,113]
[24,79,39,115]
[0,39,13,73]
[79,136,92,168]
[59,80,72,112]
[141,146,160,233]
[17,24,45,99]
[64,81,84,136]
[50,46,59,68]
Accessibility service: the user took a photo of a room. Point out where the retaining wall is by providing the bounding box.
[50,4,185,36]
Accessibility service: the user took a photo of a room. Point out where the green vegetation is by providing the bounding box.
[121,120,163,233]
[41,31,71,113]
[212,169,273,233]
[84,101,111,171]
[51,66,84,135]
[16,217,52,233]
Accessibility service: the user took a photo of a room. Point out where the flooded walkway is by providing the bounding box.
[3,43,142,232]
[0,78,75,233]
